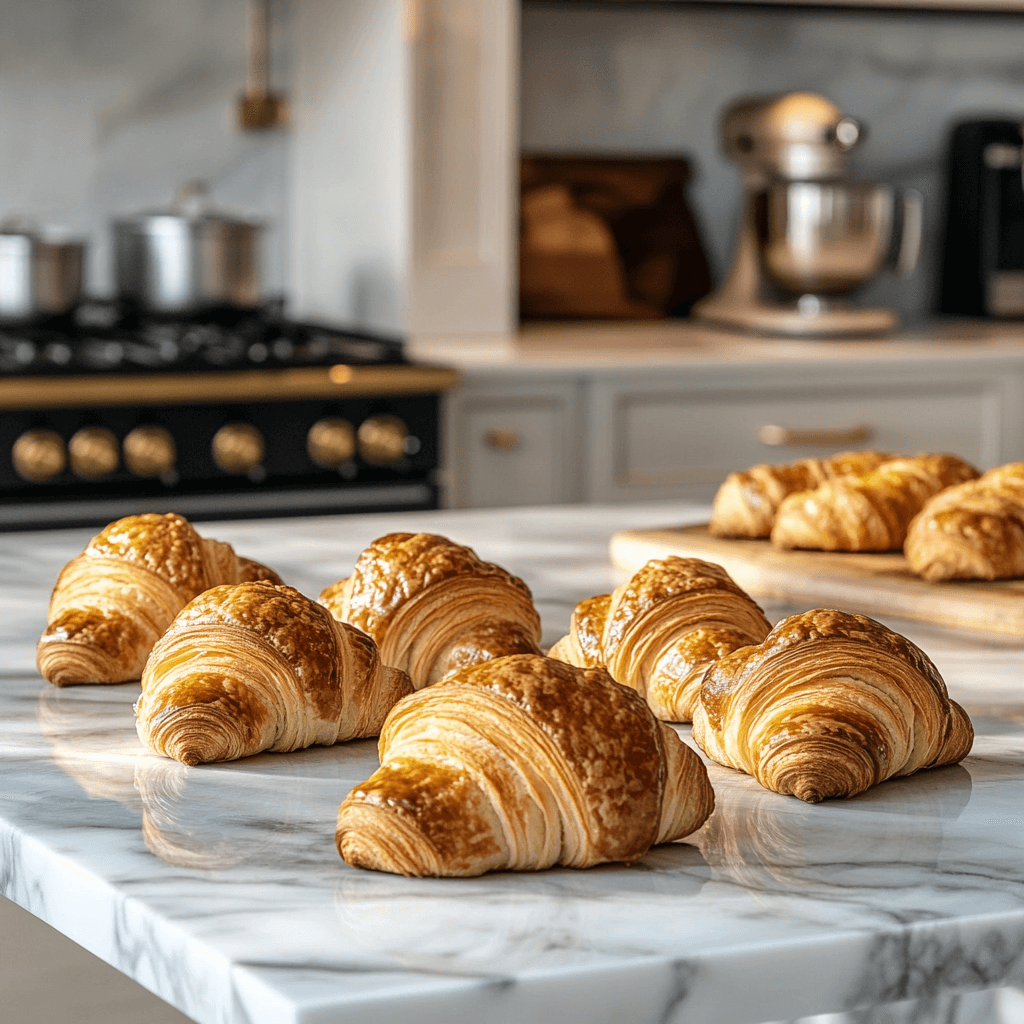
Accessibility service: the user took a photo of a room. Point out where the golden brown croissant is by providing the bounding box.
[691,608,973,802]
[136,581,413,765]
[709,449,895,539]
[319,532,543,690]
[904,462,1024,582]
[770,453,979,552]
[37,512,281,686]
[336,653,715,877]
[548,556,771,723]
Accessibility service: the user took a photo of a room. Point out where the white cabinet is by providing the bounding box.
[442,353,1024,508]
[443,379,583,507]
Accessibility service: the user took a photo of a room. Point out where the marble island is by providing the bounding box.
[3,502,1024,1024]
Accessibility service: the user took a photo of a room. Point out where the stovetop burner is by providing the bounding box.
[0,299,406,377]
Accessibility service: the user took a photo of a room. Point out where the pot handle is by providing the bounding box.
[174,179,210,217]
[894,189,923,279]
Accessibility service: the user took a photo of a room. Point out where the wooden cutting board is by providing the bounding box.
[609,524,1024,638]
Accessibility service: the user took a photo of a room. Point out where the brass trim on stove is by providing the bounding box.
[0,364,462,411]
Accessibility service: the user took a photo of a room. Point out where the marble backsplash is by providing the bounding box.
[0,0,291,300]
[521,0,1024,323]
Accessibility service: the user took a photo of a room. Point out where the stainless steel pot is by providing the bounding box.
[113,180,262,314]
[0,223,85,323]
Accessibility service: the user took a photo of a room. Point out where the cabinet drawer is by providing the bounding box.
[590,381,1003,503]
[445,383,581,507]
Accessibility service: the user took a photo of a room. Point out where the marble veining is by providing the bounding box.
[2,503,1024,1024]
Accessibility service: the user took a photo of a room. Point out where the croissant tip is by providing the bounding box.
[794,788,824,804]
[177,750,201,767]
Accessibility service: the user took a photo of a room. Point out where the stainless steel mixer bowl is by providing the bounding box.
[755,181,896,296]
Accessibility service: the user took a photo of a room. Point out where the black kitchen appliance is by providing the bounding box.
[938,119,1024,318]
[0,300,458,530]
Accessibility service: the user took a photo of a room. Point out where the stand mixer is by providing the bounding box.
[693,92,922,337]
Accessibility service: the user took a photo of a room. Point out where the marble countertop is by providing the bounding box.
[408,318,1024,376]
[3,503,1024,1024]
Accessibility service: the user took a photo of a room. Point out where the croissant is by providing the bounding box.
[904,462,1024,582]
[135,581,413,765]
[770,453,979,552]
[336,654,715,877]
[319,532,543,690]
[691,608,974,802]
[37,512,282,686]
[548,556,771,723]
[709,449,895,539]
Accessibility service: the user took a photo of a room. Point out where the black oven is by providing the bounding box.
[0,302,457,530]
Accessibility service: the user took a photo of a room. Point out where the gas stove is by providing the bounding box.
[0,301,458,530]
[0,300,406,376]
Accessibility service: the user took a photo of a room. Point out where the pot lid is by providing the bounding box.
[116,179,261,228]
[0,218,85,246]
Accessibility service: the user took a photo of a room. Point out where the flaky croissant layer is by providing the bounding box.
[319,532,543,690]
[336,654,715,877]
[549,556,771,723]
[37,512,281,686]
[136,582,412,765]
[770,453,979,552]
[692,609,973,802]
[710,450,895,539]
[904,462,1024,582]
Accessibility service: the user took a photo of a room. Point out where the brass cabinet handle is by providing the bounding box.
[758,423,874,447]
[485,429,521,451]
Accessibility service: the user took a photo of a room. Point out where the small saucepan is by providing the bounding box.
[113,179,263,315]
[0,221,86,324]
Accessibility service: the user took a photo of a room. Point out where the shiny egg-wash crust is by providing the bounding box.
[709,450,895,539]
[336,654,715,877]
[770,453,979,552]
[692,608,974,803]
[549,556,771,723]
[319,532,543,690]
[136,582,412,765]
[36,512,281,686]
[904,462,1024,582]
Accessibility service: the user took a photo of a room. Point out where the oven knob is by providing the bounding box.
[212,423,265,475]
[12,429,66,482]
[307,417,356,469]
[68,426,120,479]
[123,425,177,478]
[357,415,409,466]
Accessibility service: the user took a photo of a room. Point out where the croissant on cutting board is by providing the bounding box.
[335,654,715,877]
[709,449,895,539]
[319,532,543,690]
[548,556,771,723]
[136,581,413,765]
[37,512,282,686]
[904,462,1024,582]
[770,453,979,552]
[691,608,974,802]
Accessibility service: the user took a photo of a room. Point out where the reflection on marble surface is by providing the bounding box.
[3,503,1024,1024]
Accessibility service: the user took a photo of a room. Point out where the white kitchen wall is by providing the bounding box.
[521,0,1024,322]
[0,0,291,300]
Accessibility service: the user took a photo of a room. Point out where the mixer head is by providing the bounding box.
[720,92,863,182]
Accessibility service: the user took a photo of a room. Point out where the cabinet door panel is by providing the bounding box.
[591,381,1002,503]
[446,385,580,507]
